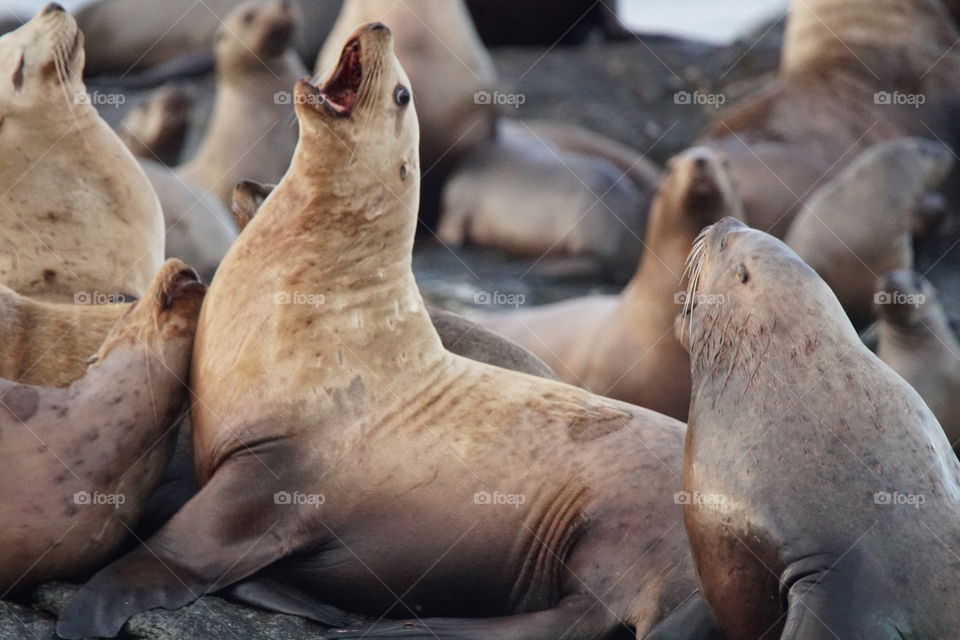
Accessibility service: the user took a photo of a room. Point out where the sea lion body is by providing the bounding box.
[479,148,742,420]
[117,84,192,166]
[702,0,960,237]
[58,25,712,640]
[876,270,960,453]
[679,218,960,639]
[785,138,954,324]
[0,5,164,301]
[0,259,205,594]
[179,0,306,209]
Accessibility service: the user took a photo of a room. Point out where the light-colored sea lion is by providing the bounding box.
[478,147,742,420]
[177,0,306,209]
[785,138,954,325]
[677,217,960,639]
[439,119,647,282]
[876,269,960,453]
[57,24,715,640]
[701,0,960,237]
[0,258,204,595]
[74,0,340,76]
[0,5,164,302]
[117,84,192,167]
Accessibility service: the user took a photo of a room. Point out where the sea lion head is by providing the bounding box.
[217,0,300,68]
[676,218,852,364]
[874,269,939,331]
[655,147,743,238]
[294,22,419,208]
[0,3,84,116]
[89,259,206,366]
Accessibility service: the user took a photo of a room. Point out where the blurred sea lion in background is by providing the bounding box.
[466,0,630,46]
[876,270,960,454]
[701,0,960,237]
[477,148,742,420]
[118,84,192,166]
[74,0,339,77]
[786,138,954,325]
[0,4,164,302]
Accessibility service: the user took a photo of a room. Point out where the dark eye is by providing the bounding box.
[242,9,256,25]
[394,85,411,107]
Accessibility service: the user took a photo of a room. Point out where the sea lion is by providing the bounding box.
[0,4,165,302]
[465,0,628,46]
[178,0,307,209]
[785,138,954,325]
[117,84,192,167]
[477,147,742,420]
[701,0,960,237]
[0,258,205,595]
[57,24,714,640]
[228,179,559,381]
[74,0,340,77]
[439,119,647,282]
[876,269,960,453]
[678,217,960,639]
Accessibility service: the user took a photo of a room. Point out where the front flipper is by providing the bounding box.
[222,572,350,626]
[644,593,725,640]
[326,594,621,640]
[56,456,303,639]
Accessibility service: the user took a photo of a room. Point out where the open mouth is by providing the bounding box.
[313,36,363,117]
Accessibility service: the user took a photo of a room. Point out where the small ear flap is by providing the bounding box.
[231,180,276,231]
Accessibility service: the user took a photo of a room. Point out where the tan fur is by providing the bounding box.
[478,148,743,420]
[0,7,165,301]
[118,84,192,166]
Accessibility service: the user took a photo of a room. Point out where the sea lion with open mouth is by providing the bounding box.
[0,4,164,302]
[876,269,960,455]
[0,259,205,595]
[477,147,743,420]
[677,218,960,639]
[57,23,720,640]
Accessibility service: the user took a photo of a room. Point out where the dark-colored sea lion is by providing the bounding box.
[57,23,714,640]
[0,4,165,302]
[876,269,960,454]
[785,137,953,325]
[678,217,960,639]
[701,0,960,237]
[0,259,205,595]
[179,0,307,209]
[465,0,628,46]
[478,147,742,420]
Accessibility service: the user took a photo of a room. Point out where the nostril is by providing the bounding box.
[694,157,708,170]
[368,21,388,32]
[41,3,65,15]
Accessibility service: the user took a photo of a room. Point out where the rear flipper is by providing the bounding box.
[326,594,621,640]
[56,456,302,639]
[644,593,725,640]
